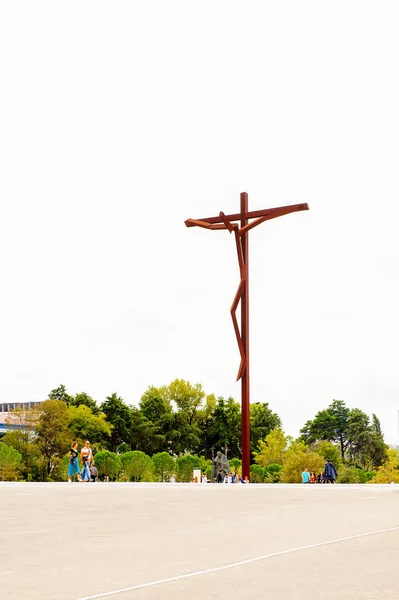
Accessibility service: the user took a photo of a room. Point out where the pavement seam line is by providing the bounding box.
[74,525,399,600]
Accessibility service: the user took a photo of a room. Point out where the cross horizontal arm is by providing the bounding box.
[184,218,228,230]
[185,203,309,227]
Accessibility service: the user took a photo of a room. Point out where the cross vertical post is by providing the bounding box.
[185,193,308,480]
[240,192,250,481]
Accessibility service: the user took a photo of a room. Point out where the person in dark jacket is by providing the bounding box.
[89,463,99,482]
[323,459,337,483]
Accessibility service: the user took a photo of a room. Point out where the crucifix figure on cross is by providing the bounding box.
[185,192,309,480]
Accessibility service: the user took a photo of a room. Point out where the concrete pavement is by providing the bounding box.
[1,483,398,600]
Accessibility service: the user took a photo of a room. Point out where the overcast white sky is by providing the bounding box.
[1,2,399,443]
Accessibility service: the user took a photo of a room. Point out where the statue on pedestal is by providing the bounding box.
[211,450,230,482]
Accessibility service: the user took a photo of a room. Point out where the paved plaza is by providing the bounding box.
[1,482,399,600]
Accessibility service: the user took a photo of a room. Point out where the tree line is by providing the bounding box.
[0,383,397,484]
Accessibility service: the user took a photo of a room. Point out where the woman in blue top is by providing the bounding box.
[68,442,81,482]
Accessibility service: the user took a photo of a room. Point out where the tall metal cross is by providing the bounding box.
[185,192,309,480]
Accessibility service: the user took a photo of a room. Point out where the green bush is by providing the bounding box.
[176,454,201,482]
[264,463,282,483]
[120,451,153,482]
[59,455,71,481]
[0,442,22,481]
[353,468,375,484]
[95,450,121,480]
[152,452,175,482]
[250,464,265,483]
[229,457,242,476]
[337,466,361,484]
[205,463,213,480]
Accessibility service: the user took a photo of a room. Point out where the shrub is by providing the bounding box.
[264,463,283,483]
[176,455,201,482]
[280,441,325,483]
[254,429,286,467]
[59,455,71,481]
[353,468,375,484]
[229,457,242,476]
[369,449,399,484]
[152,452,175,482]
[120,451,153,482]
[0,443,22,481]
[337,466,361,484]
[95,450,121,480]
[250,464,264,483]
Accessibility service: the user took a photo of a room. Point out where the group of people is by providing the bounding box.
[302,459,338,484]
[68,440,98,483]
[195,471,249,484]
[218,470,249,484]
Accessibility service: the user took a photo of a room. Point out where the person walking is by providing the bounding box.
[80,440,93,482]
[323,459,337,483]
[68,442,81,482]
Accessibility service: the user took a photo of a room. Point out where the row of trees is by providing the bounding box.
[251,428,397,484]
[299,399,387,469]
[46,382,280,457]
[1,384,397,483]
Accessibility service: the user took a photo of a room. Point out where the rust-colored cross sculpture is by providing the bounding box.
[185,192,309,480]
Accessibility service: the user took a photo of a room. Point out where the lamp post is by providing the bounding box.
[185,193,308,480]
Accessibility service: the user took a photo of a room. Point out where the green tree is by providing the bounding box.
[3,430,41,481]
[152,452,175,482]
[48,384,72,404]
[4,406,41,481]
[369,414,388,468]
[250,464,265,483]
[137,387,173,453]
[254,429,286,467]
[353,468,375,483]
[229,457,242,478]
[202,397,241,458]
[370,449,399,484]
[120,451,153,482]
[67,405,112,449]
[250,402,281,457]
[59,455,71,482]
[0,442,22,480]
[313,441,341,469]
[130,407,161,455]
[264,463,283,483]
[168,379,205,422]
[300,400,350,460]
[195,394,217,427]
[95,450,121,480]
[140,387,172,423]
[69,392,101,415]
[346,408,373,468]
[165,380,206,454]
[36,400,70,479]
[175,454,201,482]
[167,411,202,456]
[337,466,361,484]
[280,440,325,483]
[100,393,132,452]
